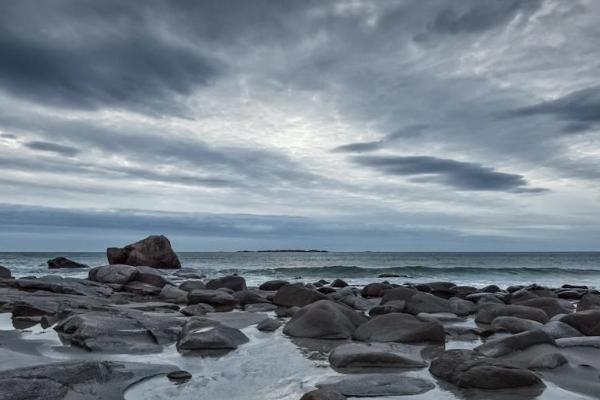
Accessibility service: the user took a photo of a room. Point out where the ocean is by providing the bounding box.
[2,251,600,289]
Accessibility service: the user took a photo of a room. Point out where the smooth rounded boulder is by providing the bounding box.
[491,316,543,334]
[88,264,138,285]
[206,275,247,292]
[430,349,544,389]
[560,310,600,335]
[0,265,11,279]
[273,284,328,307]
[257,318,282,332]
[300,389,346,400]
[177,318,249,352]
[353,313,445,343]
[283,300,367,339]
[475,330,556,357]
[259,280,289,291]
[107,235,181,269]
[328,342,426,369]
[476,303,549,324]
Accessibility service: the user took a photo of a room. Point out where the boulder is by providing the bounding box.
[515,297,572,318]
[330,279,348,288]
[300,389,346,400]
[206,275,247,292]
[233,290,270,305]
[179,280,206,292]
[475,304,549,324]
[9,276,113,297]
[134,266,170,288]
[540,320,584,339]
[368,300,405,316]
[556,336,600,349]
[159,284,189,304]
[187,289,238,309]
[107,235,180,269]
[361,282,392,298]
[259,280,289,291]
[328,342,426,369]
[316,374,434,397]
[577,294,600,312]
[257,318,282,332]
[528,353,568,369]
[450,285,477,298]
[475,330,555,357]
[0,361,176,400]
[88,264,138,285]
[353,313,445,343]
[430,349,544,389]
[176,318,248,352]
[480,284,502,293]
[0,266,11,279]
[283,300,367,339]
[47,256,88,269]
[122,281,162,296]
[491,316,543,333]
[180,303,215,316]
[449,297,476,316]
[245,303,278,312]
[560,310,600,335]
[380,287,417,304]
[167,370,192,383]
[273,284,328,307]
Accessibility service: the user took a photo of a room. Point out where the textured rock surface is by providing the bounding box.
[328,342,426,369]
[107,235,181,269]
[353,313,445,343]
[284,300,367,339]
[316,374,434,397]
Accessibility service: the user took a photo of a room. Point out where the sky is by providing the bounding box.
[1,0,600,251]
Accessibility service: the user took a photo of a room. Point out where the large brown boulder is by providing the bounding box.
[107,235,181,269]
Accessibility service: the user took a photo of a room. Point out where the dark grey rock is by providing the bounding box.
[528,353,568,369]
[353,313,445,343]
[0,361,176,400]
[9,276,113,297]
[560,310,600,335]
[476,304,549,324]
[259,280,289,291]
[167,370,192,382]
[491,316,543,333]
[206,275,246,292]
[273,284,328,307]
[556,336,600,348]
[176,318,249,352]
[316,374,434,397]
[245,303,278,312]
[475,330,556,357]
[47,256,88,269]
[283,300,367,339]
[89,264,138,285]
[187,289,238,308]
[300,389,346,400]
[540,320,584,339]
[180,303,215,316]
[179,280,206,292]
[328,342,426,369]
[159,284,189,304]
[233,289,270,305]
[122,280,162,296]
[577,294,600,312]
[330,279,348,288]
[515,297,572,318]
[107,235,181,269]
[0,266,11,279]
[134,266,170,288]
[257,317,282,332]
[361,282,392,298]
[380,287,417,304]
[430,349,544,389]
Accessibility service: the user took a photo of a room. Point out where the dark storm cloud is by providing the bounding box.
[510,85,600,124]
[352,155,545,192]
[333,125,429,153]
[23,141,80,157]
[0,1,222,114]
[422,0,542,36]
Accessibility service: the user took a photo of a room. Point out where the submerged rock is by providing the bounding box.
[47,256,89,269]
[300,389,346,400]
[107,235,181,269]
[353,313,445,343]
[316,374,434,397]
[328,342,426,369]
[257,317,282,332]
[283,300,367,339]
[430,349,544,389]
[167,370,192,383]
[0,361,176,400]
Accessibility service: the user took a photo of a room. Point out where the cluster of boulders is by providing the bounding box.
[1,236,600,399]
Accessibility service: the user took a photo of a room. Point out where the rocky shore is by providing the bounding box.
[1,237,600,399]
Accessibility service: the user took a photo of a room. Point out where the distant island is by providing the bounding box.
[237,249,328,253]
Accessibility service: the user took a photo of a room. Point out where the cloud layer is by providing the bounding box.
[0,0,599,250]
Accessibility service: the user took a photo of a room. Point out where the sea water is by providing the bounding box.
[2,251,600,288]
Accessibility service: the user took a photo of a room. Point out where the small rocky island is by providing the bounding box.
[1,235,600,399]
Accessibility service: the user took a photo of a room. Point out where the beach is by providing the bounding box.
[1,237,600,399]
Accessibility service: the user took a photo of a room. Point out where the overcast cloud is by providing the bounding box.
[0,0,599,251]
